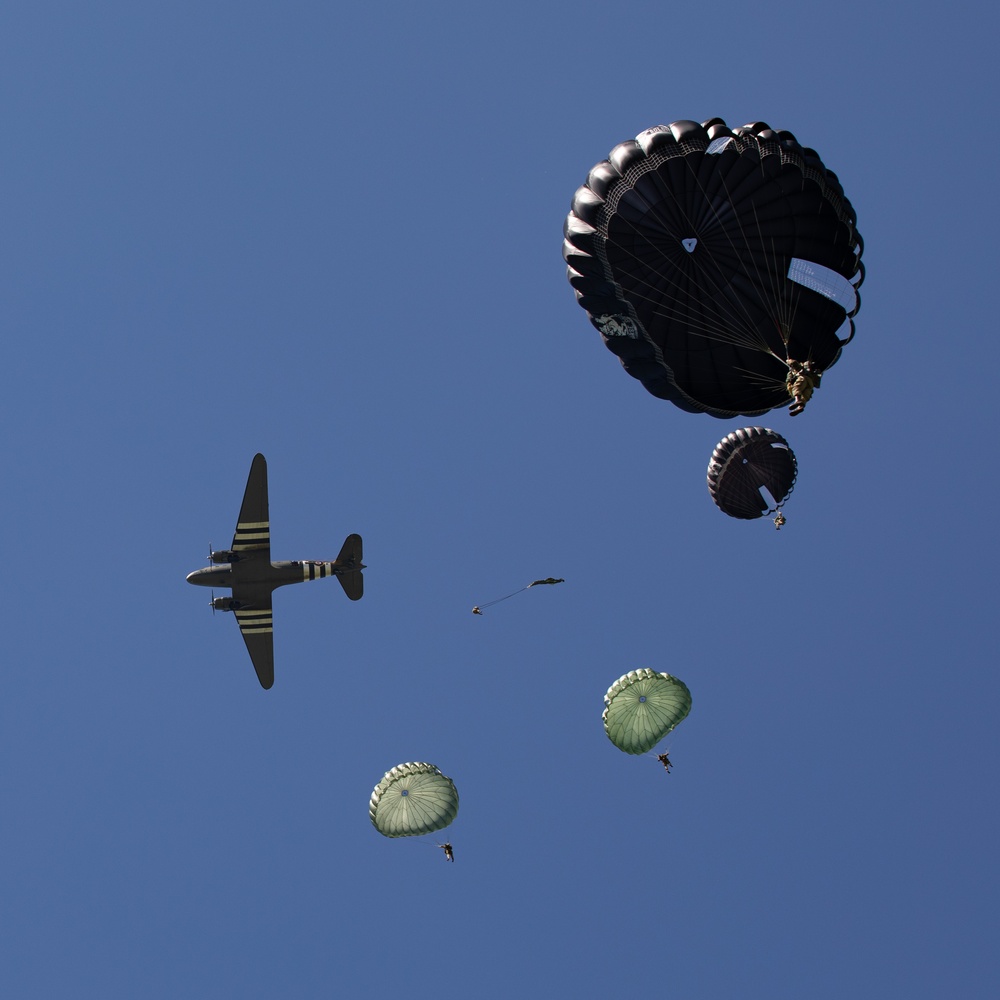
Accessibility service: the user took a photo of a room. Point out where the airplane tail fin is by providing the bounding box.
[336,533,364,600]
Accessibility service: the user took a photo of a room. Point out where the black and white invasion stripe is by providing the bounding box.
[235,608,273,634]
[302,561,337,581]
[233,520,269,553]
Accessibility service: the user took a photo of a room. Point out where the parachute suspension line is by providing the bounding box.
[760,229,798,353]
[679,146,792,356]
[729,201,801,362]
[731,203,824,417]
[471,578,564,615]
[731,359,788,383]
[764,463,797,519]
[690,146,845,390]
[601,219,767,353]
[632,170,767,352]
[726,364,792,403]
[600,169,775,355]
[713,191,786,351]
[471,586,528,613]
[681,253,776,354]
[597,165,768,354]
[642,203,774,354]
[605,246,771,355]
[408,837,455,853]
[684,153,805,375]
[741,192,858,408]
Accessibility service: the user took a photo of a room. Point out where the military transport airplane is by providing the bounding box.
[186,453,364,689]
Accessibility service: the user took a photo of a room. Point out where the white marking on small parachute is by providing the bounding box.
[706,136,734,155]
[682,238,698,253]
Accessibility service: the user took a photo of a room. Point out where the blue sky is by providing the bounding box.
[2,1,997,997]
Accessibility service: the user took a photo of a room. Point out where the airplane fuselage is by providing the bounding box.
[186,559,360,591]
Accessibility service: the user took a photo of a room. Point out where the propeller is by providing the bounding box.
[211,589,216,615]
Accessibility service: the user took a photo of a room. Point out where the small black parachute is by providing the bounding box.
[707,427,797,520]
[563,119,864,418]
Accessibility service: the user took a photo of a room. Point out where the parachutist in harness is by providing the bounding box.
[656,753,673,774]
[786,360,822,416]
[438,843,454,862]
[773,512,786,530]
[471,607,483,615]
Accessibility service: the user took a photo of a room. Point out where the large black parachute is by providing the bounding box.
[563,119,864,418]
[707,427,797,519]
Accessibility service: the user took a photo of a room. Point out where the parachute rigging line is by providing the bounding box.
[472,578,565,615]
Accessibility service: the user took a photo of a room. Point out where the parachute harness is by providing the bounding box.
[786,360,822,416]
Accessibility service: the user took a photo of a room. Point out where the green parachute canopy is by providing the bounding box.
[603,669,692,755]
[369,762,460,838]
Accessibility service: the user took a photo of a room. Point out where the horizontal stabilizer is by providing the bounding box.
[338,571,363,601]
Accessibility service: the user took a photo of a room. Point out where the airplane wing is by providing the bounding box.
[232,453,270,561]
[232,584,274,689]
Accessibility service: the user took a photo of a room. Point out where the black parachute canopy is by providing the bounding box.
[563,119,864,418]
[707,427,797,519]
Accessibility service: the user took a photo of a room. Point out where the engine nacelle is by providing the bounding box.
[211,596,242,612]
[210,549,239,564]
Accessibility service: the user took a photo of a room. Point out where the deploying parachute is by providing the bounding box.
[369,762,459,838]
[603,669,691,755]
[563,119,864,418]
[472,577,564,615]
[707,427,797,521]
